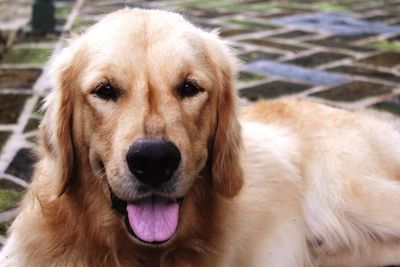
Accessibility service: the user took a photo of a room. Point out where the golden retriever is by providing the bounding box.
[1,8,400,267]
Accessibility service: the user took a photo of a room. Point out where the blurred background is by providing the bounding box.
[0,0,399,246]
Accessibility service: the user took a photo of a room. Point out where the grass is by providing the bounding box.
[371,40,400,52]
[72,17,96,31]
[225,19,278,29]
[55,5,72,19]
[2,48,52,64]
[0,189,23,212]
[173,0,233,8]
[312,3,347,12]
[238,71,265,82]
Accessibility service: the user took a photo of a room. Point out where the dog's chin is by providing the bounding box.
[109,187,183,247]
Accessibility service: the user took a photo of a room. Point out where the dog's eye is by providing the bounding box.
[93,83,120,101]
[177,80,203,98]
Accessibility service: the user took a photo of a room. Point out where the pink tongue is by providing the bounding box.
[126,196,179,243]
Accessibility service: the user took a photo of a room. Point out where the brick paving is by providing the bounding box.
[0,0,400,247]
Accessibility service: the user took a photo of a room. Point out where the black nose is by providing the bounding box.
[126,139,181,187]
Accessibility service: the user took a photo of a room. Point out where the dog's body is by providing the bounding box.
[2,8,400,267]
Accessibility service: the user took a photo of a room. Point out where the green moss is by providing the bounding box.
[33,97,45,118]
[0,189,24,212]
[72,17,96,30]
[2,48,52,64]
[225,19,277,29]
[238,71,265,82]
[176,0,234,8]
[313,3,347,12]
[56,5,72,19]
[371,40,400,52]
[18,34,58,43]
[247,2,279,10]
[240,81,310,101]
[27,135,38,145]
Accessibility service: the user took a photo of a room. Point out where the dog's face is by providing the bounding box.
[42,9,243,246]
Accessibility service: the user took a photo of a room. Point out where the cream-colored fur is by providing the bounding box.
[1,8,400,267]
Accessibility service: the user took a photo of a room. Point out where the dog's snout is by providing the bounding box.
[126,139,181,186]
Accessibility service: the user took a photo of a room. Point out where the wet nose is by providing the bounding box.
[126,139,181,187]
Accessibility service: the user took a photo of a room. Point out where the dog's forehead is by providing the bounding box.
[74,9,216,89]
[76,9,212,76]
[82,9,201,54]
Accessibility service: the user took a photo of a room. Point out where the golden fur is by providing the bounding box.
[2,8,400,267]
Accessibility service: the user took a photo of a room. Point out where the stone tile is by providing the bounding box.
[55,5,72,20]
[0,219,13,236]
[15,33,59,44]
[312,2,348,12]
[0,179,25,192]
[371,95,400,115]
[370,40,400,52]
[364,14,397,22]
[0,94,30,124]
[239,80,310,101]
[268,30,315,39]
[311,81,392,101]
[2,47,52,65]
[186,8,235,19]
[5,148,36,182]
[327,65,400,83]
[269,12,400,35]
[238,71,265,82]
[239,51,281,63]
[27,135,38,145]
[286,52,349,67]
[0,68,41,89]
[309,36,376,52]
[359,52,400,67]
[314,34,374,43]
[219,28,252,37]
[23,117,41,133]
[258,11,301,20]
[225,19,278,30]
[388,34,400,42]
[241,38,306,52]
[32,97,45,117]
[244,60,349,86]
[0,131,10,152]
[71,16,96,31]
[0,179,25,212]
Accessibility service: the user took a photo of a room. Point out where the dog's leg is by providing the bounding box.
[306,174,400,266]
[251,213,314,267]
[315,241,400,267]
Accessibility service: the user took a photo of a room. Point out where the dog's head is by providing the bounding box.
[41,8,242,246]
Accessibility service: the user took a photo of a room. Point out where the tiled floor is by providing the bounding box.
[0,0,400,247]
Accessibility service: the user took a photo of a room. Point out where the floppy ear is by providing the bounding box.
[40,47,77,197]
[206,34,243,198]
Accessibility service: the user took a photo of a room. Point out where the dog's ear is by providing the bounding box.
[40,47,77,197]
[205,34,243,198]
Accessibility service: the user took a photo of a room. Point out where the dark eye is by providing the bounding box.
[177,79,202,98]
[93,82,120,101]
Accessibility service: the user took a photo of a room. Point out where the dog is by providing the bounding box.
[1,8,400,267]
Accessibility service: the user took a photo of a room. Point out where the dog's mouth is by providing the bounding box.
[109,187,183,245]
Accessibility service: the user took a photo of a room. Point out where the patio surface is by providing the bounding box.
[0,0,400,246]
